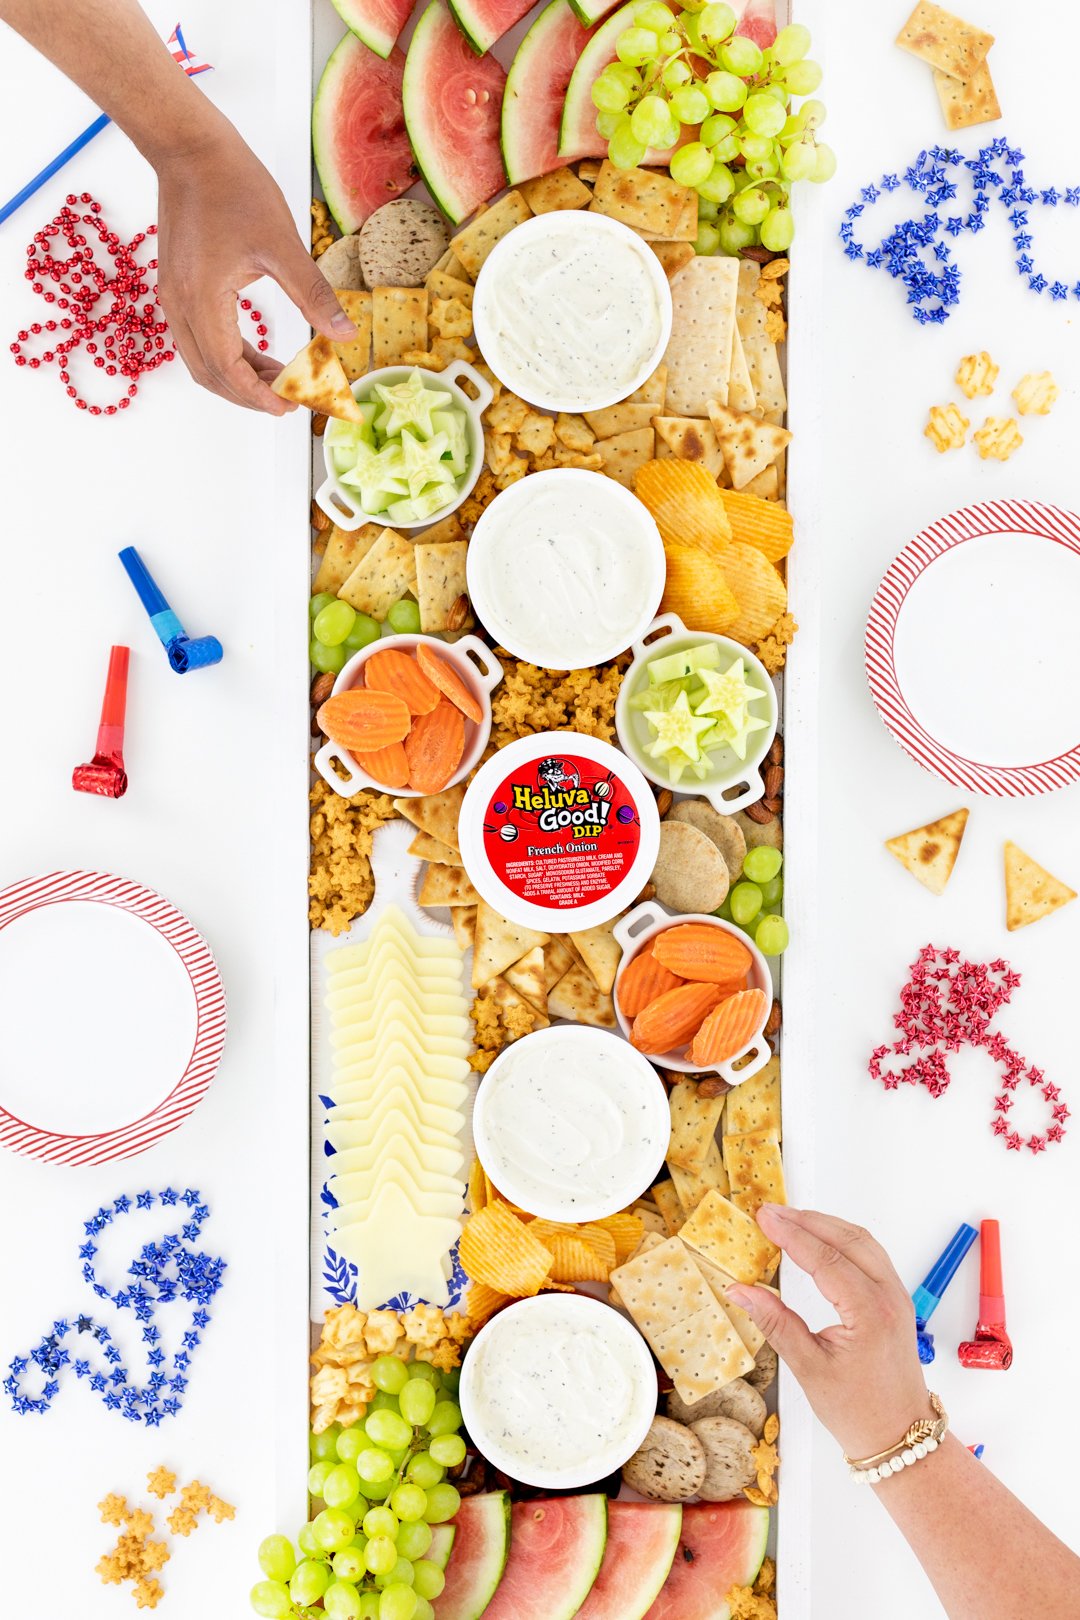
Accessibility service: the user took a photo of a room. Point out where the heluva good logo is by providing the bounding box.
[483,754,642,910]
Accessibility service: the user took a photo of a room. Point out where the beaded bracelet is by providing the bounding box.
[845,1392,949,1485]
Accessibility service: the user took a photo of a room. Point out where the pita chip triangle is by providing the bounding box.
[652,415,726,479]
[885,809,969,895]
[1004,841,1076,931]
[707,401,791,490]
[271,334,363,421]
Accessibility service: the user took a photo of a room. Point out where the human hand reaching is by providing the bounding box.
[727,1205,933,1460]
[154,127,356,414]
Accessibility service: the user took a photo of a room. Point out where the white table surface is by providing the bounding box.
[1,0,1078,1616]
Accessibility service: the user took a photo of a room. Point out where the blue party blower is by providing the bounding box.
[119,547,223,674]
[912,1223,979,1364]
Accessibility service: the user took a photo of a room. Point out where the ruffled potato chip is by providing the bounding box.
[543,1231,613,1282]
[718,542,787,647]
[660,542,740,632]
[635,458,733,550]
[466,1280,512,1325]
[595,1212,646,1263]
[459,1201,552,1296]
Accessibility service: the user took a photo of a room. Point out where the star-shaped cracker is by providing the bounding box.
[133,1575,164,1609]
[146,1466,177,1500]
[207,1495,236,1524]
[166,1506,199,1537]
[125,1508,155,1539]
[98,1493,129,1526]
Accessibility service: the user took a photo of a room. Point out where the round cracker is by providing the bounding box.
[735,810,782,853]
[359,199,448,289]
[622,1415,706,1503]
[668,799,746,882]
[651,822,730,914]
[745,1342,778,1393]
[315,233,365,290]
[666,1376,767,1437]
[690,1415,758,1501]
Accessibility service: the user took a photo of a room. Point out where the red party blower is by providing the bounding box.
[958,1219,1013,1370]
[72,645,129,799]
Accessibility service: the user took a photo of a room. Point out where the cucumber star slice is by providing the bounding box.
[725,709,771,760]
[401,428,456,499]
[694,659,758,727]
[372,370,453,440]
[644,690,717,766]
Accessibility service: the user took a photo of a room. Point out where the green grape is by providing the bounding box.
[755,914,789,956]
[386,598,421,635]
[730,881,763,925]
[800,98,826,130]
[258,1536,297,1585]
[670,142,714,188]
[720,35,762,74]
[250,1579,293,1618]
[718,209,756,251]
[745,155,779,181]
[773,22,811,64]
[325,1465,362,1509]
[359,1597,382,1620]
[759,80,788,104]
[357,1476,394,1501]
[742,846,782,883]
[334,1430,364,1465]
[429,1434,467,1469]
[379,1584,418,1620]
[412,1561,446,1602]
[705,70,746,111]
[760,204,795,250]
[407,1361,440,1386]
[309,1460,334,1498]
[635,0,677,30]
[662,58,693,90]
[343,612,379,654]
[314,1509,358,1553]
[810,142,836,182]
[698,2,736,42]
[357,1448,395,1485]
[713,133,741,162]
[778,112,806,142]
[396,1522,434,1561]
[759,875,783,907]
[399,1379,437,1427]
[592,69,631,112]
[376,1558,415,1589]
[781,140,815,181]
[311,637,347,675]
[291,1560,331,1606]
[670,85,710,125]
[412,1600,435,1620]
[696,161,735,204]
[426,1401,462,1437]
[325,1579,364,1620]
[616,25,661,64]
[439,1368,460,1396]
[732,186,769,225]
[406,1453,445,1490]
[701,111,735,146]
[333,1548,367,1582]
[370,1394,402,1416]
[698,197,720,220]
[597,108,626,138]
[366,1410,413,1451]
[391,1484,428,1523]
[784,59,822,95]
[310,592,338,622]
[608,61,643,92]
[680,10,703,49]
[630,95,673,147]
[423,1484,461,1524]
[694,222,721,254]
[297,1523,322,1557]
[736,131,772,162]
[312,1424,343,1460]
[742,92,786,138]
[715,895,733,920]
[609,119,647,170]
[659,29,682,51]
[365,1537,399,1577]
[363,1507,400,1541]
[314,600,358,647]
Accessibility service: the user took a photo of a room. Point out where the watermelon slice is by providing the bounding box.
[502,1,597,185]
[448,0,535,55]
[643,1502,770,1620]
[569,0,621,22]
[575,1503,682,1620]
[403,2,508,225]
[734,0,778,48]
[313,34,418,234]
[436,1493,511,1620]
[328,0,415,58]
[559,2,679,165]
[429,1522,457,1571]
[480,1496,608,1620]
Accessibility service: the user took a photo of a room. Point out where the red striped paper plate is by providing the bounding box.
[0,871,226,1165]
[865,500,1080,796]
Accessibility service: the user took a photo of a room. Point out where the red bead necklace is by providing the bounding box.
[9,192,269,414]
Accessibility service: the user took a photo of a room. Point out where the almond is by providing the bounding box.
[635,880,658,904]
[764,999,781,1040]
[767,734,783,765]
[762,796,782,815]
[655,788,674,817]
[744,801,775,825]
[310,672,335,707]
[697,1076,732,1099]
[764,763,784,800]
[446,594,470,631]
[312,414,328,437]
[311,499,330,532]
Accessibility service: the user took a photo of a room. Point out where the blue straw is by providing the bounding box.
[0,113,113,227]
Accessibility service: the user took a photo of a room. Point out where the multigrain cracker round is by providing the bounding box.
[734,810,782,853]
[621,1415,707,1502]
[651,822,730,914]
[315,232,365,290]
[690,1415,759,1500]
[667,799,747,883]
[666,1376,767,1436]
[745,1341,778,1393]
[359,199,448,288]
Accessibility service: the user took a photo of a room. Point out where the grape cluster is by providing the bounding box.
[250,1357,466,1620]
[591,6,834,253]
[717,845,789,955]
[310,593,421,676]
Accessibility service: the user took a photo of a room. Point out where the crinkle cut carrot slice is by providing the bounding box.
[317,687,412,752]
[405,699,465,794]
[415,642,483,724]
[630,981,725,1055]
[687,988,769,1066]
[652,922,753,983]
[354,741,410,788]
[363,647,440,714]
[616,945,685,1020]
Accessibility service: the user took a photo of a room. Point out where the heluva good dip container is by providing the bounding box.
[458,731,661,931]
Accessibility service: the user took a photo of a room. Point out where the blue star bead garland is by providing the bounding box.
[4,1188,225,1426]
[838,138,1080,322]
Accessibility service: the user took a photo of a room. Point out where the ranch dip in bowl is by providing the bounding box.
[472,211,672,413]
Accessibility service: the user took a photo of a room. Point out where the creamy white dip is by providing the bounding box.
[464,1299,653,1480]
[466,469,665,669]
[473,214,667,411]
[476,1028,667,1218]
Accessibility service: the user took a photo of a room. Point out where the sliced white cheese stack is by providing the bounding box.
[323,904,470,1309]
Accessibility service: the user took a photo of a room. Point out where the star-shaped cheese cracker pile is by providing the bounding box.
[310,1301,469,1433]
[94,1469,235,1607]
